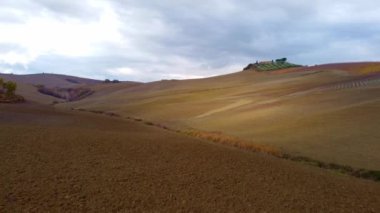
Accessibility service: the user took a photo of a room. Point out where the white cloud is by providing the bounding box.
[0,0,123,66]
[107,67,135,76]
[0,68,14,74]
[0,51,36,67]
[163,73,205,80]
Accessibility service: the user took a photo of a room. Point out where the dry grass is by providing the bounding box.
[182,129,282,157]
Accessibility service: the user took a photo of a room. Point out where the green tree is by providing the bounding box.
[0,78,4,94]
[5,81,17,97]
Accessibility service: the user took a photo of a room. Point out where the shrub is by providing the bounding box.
[0,78,4,94]
[104,79,120,83]
[4,81,17,97]
[275,58,287,64]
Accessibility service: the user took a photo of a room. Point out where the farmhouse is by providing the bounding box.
[258,60,273,64]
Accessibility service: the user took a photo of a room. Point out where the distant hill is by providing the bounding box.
[0,73,141,104]
[0,73,101,88]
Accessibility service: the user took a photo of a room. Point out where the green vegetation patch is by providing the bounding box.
[256,62,302,71]
[243,58,302,71]
[0,78,24,103]
[282,154,380,182]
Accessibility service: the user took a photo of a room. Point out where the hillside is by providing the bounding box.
[60,62,380,170]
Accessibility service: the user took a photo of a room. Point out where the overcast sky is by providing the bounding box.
[0,0,380,82]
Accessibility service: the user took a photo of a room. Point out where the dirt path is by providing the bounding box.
[196,99,252,118]
[1,104,380,212]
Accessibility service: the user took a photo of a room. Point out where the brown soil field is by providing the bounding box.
[1,103,380,212]
[60,64,380,170]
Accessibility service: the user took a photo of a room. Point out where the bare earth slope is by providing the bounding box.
[1,103,380,212]
[62,62,380,170]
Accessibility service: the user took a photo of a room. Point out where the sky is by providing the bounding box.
[0,0,380,82]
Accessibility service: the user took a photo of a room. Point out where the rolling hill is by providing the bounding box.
[2,62,379,170]
[57,62,380,170]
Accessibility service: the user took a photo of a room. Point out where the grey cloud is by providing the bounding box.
[1,0,380,81]
[33,0,103,20]
[0,0,102,21]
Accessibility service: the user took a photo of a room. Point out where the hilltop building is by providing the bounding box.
[243,58,300,72]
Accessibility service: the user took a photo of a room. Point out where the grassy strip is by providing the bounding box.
[72,108,380,182]
[282,155,380,181]
[182,129,282,157]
